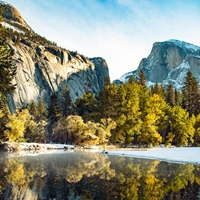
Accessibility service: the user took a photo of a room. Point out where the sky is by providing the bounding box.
[5,0,200,81]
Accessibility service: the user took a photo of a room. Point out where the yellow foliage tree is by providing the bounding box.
[5,109,30,142]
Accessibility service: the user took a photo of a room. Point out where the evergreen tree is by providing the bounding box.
[0,38,16,104]
[182,71,200,117]
[175,89,182,106]
[37,97,47,121]
[28,100,39,120]
[151,83,165,99]
[103,75,111,87]
[97,83,119,121]
[47,93,62,124]
[137,70,146,86]
[0,103,10,141]
[0,6,16,104]
[165,83,175,106]
[128,75,136,84]
[75,93,96,121]
[115,82,141,145]
[60,85,73,117]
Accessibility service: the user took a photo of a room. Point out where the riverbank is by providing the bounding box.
[0,142,76,152]
[105,147,200,164]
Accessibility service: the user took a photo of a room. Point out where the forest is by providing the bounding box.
[1,65,200,147]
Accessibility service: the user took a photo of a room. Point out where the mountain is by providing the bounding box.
[0,2,109,112]
[118,40,200,89]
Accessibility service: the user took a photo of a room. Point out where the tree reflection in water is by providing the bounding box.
[0,151,200,200]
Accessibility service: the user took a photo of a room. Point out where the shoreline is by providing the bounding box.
[104,147,200,165]
[1,142,200,165]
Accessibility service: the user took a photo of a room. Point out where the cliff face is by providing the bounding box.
[0,2,109,111]
[8,41,109,111]
[118,40,200,89]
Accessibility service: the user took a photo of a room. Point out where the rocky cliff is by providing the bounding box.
[118,40,200,89]
[0,2,109,111]
[8,41,108,112]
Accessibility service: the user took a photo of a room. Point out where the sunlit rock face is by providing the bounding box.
[0,2,109,111]
[117,40,200,89]
[8,41,109,111]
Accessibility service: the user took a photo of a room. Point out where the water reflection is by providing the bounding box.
[0,150,200,200]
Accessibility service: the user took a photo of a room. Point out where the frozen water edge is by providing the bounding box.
[105,147,200,164]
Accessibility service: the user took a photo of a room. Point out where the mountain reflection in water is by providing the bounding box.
[0,150,200,200]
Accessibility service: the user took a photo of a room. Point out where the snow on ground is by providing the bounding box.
[105,147,200,164]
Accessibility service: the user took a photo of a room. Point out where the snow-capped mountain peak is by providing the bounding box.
[116,40,200,90]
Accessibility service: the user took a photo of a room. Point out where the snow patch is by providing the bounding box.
[1,22,25,34]
[119,71,134,82]
[107,147,200,164]
[167,39,200,53]
[163,61,190,89]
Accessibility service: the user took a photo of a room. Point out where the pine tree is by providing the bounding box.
[175,89,182,106]
[47,93,62,124]
[75,93,96,121]
[165,83,175,107]
[28,100,39,120]
[128,75,136,84]
[115,82,141,145]
[151,83,165,98]
[97,83,119,121]
[137,70,146,86]
[0,6,16,104]
[182,71,200,117]
[37,97,47,121]
[0,40,16,106]
[0,103,10,141]
[60,85,73,117]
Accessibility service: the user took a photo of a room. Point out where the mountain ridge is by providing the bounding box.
[117,39,200,90]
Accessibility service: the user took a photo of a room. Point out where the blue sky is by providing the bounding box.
[6,0,200,80]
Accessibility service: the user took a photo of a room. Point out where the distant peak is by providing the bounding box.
[165,39,200,52]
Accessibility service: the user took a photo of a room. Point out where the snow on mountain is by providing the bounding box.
[116,40,200,90]
[167,39,200,53]
[1,21,25,33]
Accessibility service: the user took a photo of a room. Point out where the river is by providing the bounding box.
[0,150,200,200]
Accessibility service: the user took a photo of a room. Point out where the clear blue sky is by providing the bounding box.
[6,0,200,80]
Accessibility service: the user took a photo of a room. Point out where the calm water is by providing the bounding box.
[0,150,200,200]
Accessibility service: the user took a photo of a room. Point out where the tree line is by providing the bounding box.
[1,67,200,147]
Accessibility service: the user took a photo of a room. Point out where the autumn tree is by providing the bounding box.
[138,94,165,147]
[168,105,195,146]
[115,81,141,145]
[5,109,30,142]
